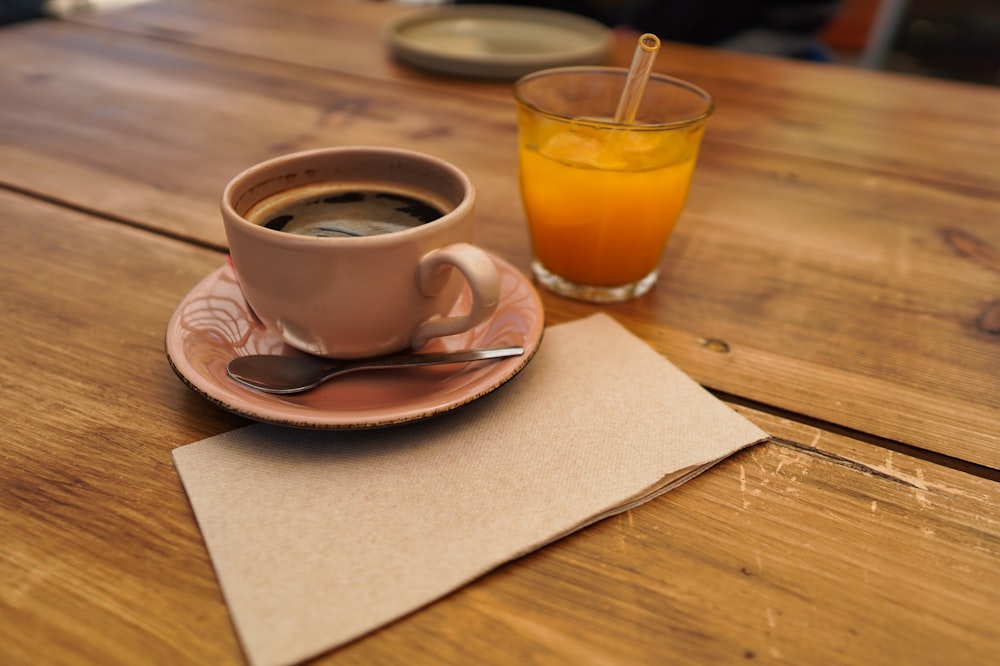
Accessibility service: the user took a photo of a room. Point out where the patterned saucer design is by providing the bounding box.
[165,254,544,428]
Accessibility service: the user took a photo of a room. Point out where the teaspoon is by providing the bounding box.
[227,346,525,394]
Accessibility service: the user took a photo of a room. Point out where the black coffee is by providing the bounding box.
[247,187,446,237]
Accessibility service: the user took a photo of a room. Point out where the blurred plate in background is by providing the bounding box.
[384,5,611,79]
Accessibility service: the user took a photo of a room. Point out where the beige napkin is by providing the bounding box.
[172,313,769,666]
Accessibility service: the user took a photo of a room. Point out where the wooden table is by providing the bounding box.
[2,1,999,664]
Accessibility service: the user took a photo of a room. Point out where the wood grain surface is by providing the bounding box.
[2,2,1000,663]
[2,190,998,664]
[2,12,998,467]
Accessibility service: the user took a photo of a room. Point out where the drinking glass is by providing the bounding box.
[513,66,713,302]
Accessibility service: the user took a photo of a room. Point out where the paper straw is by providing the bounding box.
[614,33,661,124]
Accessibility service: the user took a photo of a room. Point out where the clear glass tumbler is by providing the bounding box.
[513,66,713,302]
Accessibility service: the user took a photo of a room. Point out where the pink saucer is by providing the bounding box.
[165,254,544,428]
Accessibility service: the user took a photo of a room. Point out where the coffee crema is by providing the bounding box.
[245,184,447,238]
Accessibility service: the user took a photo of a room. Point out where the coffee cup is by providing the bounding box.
[221,146,500,359]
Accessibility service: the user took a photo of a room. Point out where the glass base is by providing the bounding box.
[531,261,659,303]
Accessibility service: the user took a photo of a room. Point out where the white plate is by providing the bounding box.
[383,5,611,79]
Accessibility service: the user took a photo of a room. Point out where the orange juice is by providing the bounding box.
[519,123,702,287]
[513,67,712,301]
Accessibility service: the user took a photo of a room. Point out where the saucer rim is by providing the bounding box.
[165,253,544,429]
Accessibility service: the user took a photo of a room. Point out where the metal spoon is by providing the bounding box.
[227,346,525,394]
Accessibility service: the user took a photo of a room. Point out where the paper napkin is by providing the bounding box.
[173,313,769,666]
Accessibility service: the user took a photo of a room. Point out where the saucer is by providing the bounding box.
[383,5,610,79]
[165,253,544,428]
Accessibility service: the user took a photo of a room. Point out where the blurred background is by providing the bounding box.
[3,0,997,86]
[823,0,999,85]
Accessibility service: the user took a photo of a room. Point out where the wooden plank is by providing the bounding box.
[1,20,998,467]
[6,18,999,237]
[1,190,998,664]
[65,0,514,98]
[0,193,244,664]
[71,0,1000,191]
[0,20,532,251]
[336,415,1000,665]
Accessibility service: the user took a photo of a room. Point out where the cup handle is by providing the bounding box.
[411,243,501,350]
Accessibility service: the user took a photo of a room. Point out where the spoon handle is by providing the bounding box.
[325,346,525,380]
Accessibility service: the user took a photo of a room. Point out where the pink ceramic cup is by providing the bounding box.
[222,146,500,359]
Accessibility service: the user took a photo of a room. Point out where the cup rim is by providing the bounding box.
[221,146,475,247]
[512,65,714,130]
